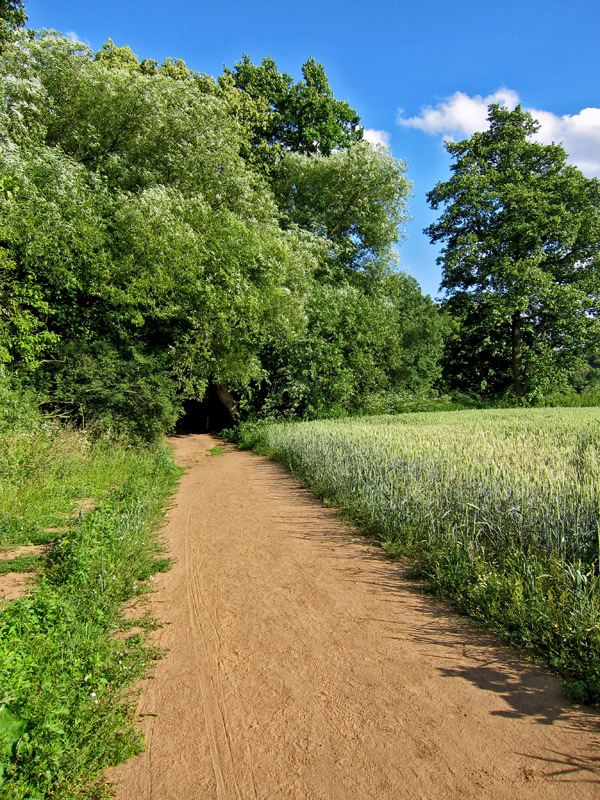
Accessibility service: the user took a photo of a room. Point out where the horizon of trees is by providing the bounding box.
[0,9,598,440]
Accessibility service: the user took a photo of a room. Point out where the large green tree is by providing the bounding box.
[0,31,313,435]
[427,104,600,399]
[273,140,411,278]
[224,55,362,169]
[0,29,442,436]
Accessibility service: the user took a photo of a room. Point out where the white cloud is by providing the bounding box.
[529,107,600,177]
[397,90,520,137]
[398,91,600,177]
[64,31,91,48]
[363,128,392,148]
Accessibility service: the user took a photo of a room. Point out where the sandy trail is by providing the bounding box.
[111,434,600,799]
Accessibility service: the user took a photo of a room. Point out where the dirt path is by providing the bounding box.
[111,434,600,799]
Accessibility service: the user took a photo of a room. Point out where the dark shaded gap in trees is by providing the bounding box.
[176,385,234,433]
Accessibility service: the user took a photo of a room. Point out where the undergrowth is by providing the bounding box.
[0,381,181,798]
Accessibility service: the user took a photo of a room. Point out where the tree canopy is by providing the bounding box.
[223,55,363,170]
[0,26,440,438]
[427,104,600,399]
[272,140,410,278]
[0,0,26,32]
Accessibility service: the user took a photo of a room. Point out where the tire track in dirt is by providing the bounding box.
[184,486,255,800]
[110,434,600,799]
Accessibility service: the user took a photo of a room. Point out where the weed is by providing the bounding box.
[0,405,182,798]
[0,553,45,576]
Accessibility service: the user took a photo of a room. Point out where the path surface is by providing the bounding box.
[111,434,600,799]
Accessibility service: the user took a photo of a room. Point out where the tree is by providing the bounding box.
[0,31,315,435]
[273,140,411,278]
[0,0,26,32]
[427,104,600,399]
[0,29,441,436]
[0,0,26,50]
[244,272,444,419]
[224,55,362,169]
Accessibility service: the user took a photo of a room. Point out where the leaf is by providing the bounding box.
[0,706,25,756]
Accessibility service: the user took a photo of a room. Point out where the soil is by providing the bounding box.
[0,544,49,561]
[0,572,36,601]
[0,544,49,601]
[110,433,600,799]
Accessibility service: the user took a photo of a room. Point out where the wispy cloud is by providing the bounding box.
[64,31,91,49]
[398,91,600,177]
[363,128,392,148]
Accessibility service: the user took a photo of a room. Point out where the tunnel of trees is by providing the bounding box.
[176,387,235,434]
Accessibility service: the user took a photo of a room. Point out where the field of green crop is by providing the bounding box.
[243,407,600,703]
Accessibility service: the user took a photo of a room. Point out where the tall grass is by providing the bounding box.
[244,408,600,703]
[0,421,151,548]
[0,383,181,798]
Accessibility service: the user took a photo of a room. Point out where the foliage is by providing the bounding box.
[249,408,600,702]
[0,0,25,29]
[0,0,26,46]
[39,340,182,443]
[427,104,600,400]
[273,140,411,276]
[224,55,362,169]
[0,411,181,798]
[0,27,435,436]
[244,272,443,418]
[0,373,41,435]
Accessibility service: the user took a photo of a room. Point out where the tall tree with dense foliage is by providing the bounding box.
[0,31,312,433]
[0,28,442,437]
[427,104,600,399]
[224,55,362,170]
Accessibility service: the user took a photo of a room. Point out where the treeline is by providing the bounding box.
[1,5,599,440]
[0,24,443,440]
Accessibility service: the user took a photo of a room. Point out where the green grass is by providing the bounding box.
[0,402,182,799]
[242,407,600,704]
[0,423,158,548]
[0,553,45,576]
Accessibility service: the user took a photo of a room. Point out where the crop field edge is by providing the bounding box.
[235,408,600,706]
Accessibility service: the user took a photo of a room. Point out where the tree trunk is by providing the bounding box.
[215,382,237,420]
[511,311,525,398]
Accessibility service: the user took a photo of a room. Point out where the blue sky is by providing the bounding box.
[26,0,600,298]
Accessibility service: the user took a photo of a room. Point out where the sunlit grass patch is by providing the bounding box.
[0,408,182,798]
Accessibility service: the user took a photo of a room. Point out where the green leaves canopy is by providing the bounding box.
[427,104,600,398]
[273,141,411,277]
[224,55,363,168]
[244,272,443,419]
[0,29,438,436]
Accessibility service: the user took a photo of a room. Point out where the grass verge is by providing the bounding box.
[0,399,181,798]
